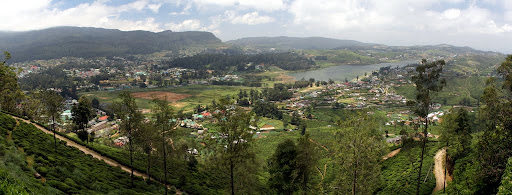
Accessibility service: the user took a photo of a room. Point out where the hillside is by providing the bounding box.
[0,27,221,62]
[227,36,376,50]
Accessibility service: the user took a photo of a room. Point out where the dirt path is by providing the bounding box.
[433,148,451,193]
[11,116,180,193]
[382,148,401,160]
[309,138,329,151]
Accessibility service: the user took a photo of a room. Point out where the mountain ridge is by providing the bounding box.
[0,26,221,62]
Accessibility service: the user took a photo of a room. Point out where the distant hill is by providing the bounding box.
[227,36,376,50]
[227,36,499,55]
[0,27,221,62]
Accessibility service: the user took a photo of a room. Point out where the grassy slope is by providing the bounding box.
[377,142,439,195]
[395,76,487,106]
[0,113,163,194]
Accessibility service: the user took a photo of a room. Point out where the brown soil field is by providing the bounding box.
[132,91,191,102]
[276,73,296,83]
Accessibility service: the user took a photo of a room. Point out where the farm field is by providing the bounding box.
[80,85,254,112]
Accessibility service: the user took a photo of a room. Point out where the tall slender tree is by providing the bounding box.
[42,90,65,152]
[134,120,158,182]
[152,97,175,194]
[72,96,94,144]
[410,59,445,195]
[112,91,143,187]
[335,114,385,195]
[214,100,258,195]
[0,52,23,113]
[295,133,317,195]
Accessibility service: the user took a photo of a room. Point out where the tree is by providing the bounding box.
[112,91,143,187]
[409,59,446,195]
[474,55,512,193]
[291,111,301,126]
[268,139,299,194]
[335,115,385,194]
[72,96,94,144]
[295,133,317,194]
[134,120,158,182]
[91,98,100,109]
[440,108,472,192]
[41,90,65,152]
[21,91,43,121]
[152,97,175,194]
[0,52,23,112]
[215,105,259,195]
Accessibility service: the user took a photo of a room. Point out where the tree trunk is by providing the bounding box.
[129,132,134,188]
[86,124,89,144]
[52,116,57,152]
[304,170,308,195]
[230,159,235,195]
[352,150,357,195]
[147,152,151,181]
[163,125,168,195]
[416,118,428,195]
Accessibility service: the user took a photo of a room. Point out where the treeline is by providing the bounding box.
[442,55,512,194]
[165,52,316,71]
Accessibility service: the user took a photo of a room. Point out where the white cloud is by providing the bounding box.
[165,19,202,31]
[224,11,274,25]
[288,0,512,34]
[0,0,161,32]
[442,9,461,20]
[192,0,286,12]
[148,3,162,13]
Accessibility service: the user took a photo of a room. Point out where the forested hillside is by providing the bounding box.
[227,36,375,49]
[165,52,316,71]
[0,27,221,62]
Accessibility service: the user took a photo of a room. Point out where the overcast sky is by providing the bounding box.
[2,0,512,53]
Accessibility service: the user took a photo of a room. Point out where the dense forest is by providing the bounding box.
[165,52,316,71]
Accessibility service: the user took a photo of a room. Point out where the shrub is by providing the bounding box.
[36,166,48,176]
[47,180,71,193]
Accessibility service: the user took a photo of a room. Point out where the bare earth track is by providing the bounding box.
[382,148,401,160]
[131,91,190,102]
[433,148,452,193]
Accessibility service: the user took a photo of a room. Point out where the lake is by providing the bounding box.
[287,60,418,81]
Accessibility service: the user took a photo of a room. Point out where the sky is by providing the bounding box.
[1,0,512,53]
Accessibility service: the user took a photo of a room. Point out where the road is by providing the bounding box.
[382,148,401,160]
[433,148,451,193]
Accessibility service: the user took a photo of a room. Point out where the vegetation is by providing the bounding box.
[167,52,315,71]
[409,59,446,195]
[335,114,385,194]
[0,112,163,194]
[0,27,221,62]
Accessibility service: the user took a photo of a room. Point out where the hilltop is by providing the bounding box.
[0,27,221,62]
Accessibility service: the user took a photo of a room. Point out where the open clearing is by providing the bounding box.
[131,91,191,102]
